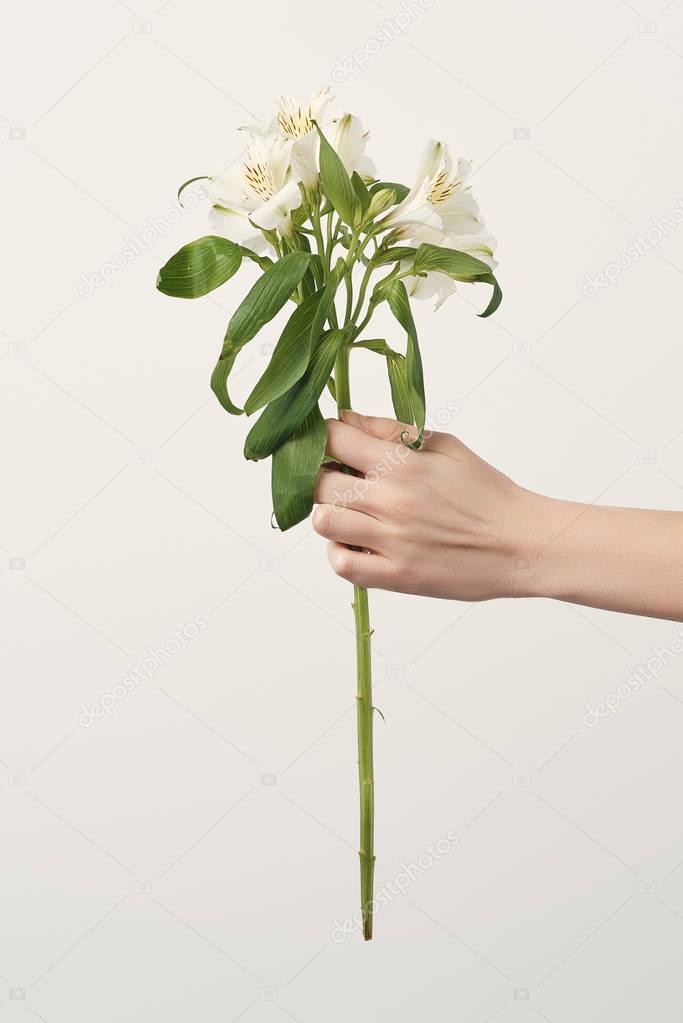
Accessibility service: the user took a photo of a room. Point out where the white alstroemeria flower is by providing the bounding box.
[206,136,302,248]
[241,90,376,189]
[265,87,333,190]
[327,113,377,181]
[402,233,498,310]
[379,140,489,245]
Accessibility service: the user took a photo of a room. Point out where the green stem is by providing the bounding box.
[350,261,374,325]
[311,200,325,259]
[353,585,375,940]
[334,343,376,941]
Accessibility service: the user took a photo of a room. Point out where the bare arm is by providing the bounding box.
[312,411,683,622]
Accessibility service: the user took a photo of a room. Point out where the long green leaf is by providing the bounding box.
[412,243,491,280]
[240,247,274,272]
[354,338,395,354]
[386,352,413,423]
[478,272,503,318]
[411,243,502,317]
[315,123,357,227]
[351,172,371,214]
[211,251,311,415]
[367,263,403,313]
[244,328,347,460]
[371,246,417,267]
[271,405,327,531]
[386,280,425,447]
[244,290,324,415]
[157,236,242,298]
[310,259,343,342]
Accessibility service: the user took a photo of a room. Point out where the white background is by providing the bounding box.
[2,0,683,1019]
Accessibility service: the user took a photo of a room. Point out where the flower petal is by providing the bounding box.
[329,113,375,177]
[406,269,458,308]
[206,161,253,209]
[250,181,302,231]
[290,133,319,188]
[209,204,267,251]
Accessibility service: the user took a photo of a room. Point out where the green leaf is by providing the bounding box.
[157,236,242,299]
[367,263,403,312]
[477,272,503,318]
[351,172,371,214]
[240,247,274,272]
[371,246,417,267]
[244,290,324,415]
[211,251,311,415]
[386,352,413,424]
[412,243,491,280]
[307,253,325,290]
[271,405,327,531]
[315,123,357,227]
[291,199,309,227]
[310,259,343,342]
[386,280,425,447]
[353,337,414,424]
[177,176,208,205]
[354,338,395,355]
[411,243,502,316]
[244,328,347,460]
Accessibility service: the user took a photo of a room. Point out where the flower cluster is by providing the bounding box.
[204,86,496,308]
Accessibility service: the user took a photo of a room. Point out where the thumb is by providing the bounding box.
[340,409,414,443]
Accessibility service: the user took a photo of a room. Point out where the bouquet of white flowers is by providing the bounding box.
[157,86,501,940]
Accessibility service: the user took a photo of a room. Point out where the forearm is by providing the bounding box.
[530,496,683,622]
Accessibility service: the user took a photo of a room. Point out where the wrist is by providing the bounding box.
[507,490,573,600]
[523,495,601,603]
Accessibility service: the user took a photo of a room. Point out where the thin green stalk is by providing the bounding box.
[350,261,374,325]
[325,212,336,272]
[311,200,325,259]
[334,342,376,941]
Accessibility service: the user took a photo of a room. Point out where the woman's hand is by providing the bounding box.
[313,410,548,601]
[313,410,683,621]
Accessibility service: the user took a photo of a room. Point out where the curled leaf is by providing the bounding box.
[386,280,425,447]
